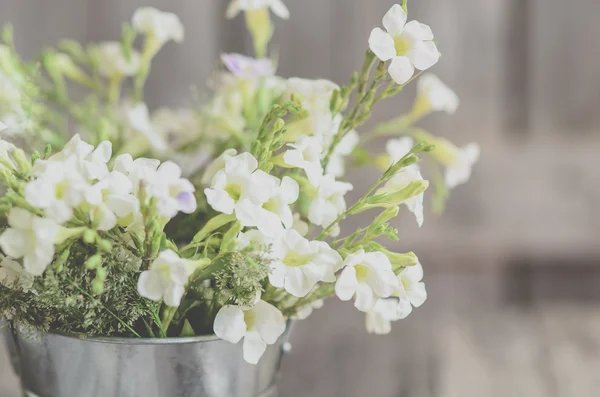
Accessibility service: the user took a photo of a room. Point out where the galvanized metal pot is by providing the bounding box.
[1,320,290,397]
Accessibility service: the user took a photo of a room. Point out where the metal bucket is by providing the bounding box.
[0,320,290,397]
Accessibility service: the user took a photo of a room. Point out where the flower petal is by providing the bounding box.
[335,266,358,301]
[382,4,407,36]
[214,305,247,343]
[388,56,415,85]
[403,20,434,41]
[243,330,267,365]
[368,28,396,62]
[407,41,440,71]
[0,229,28,259]
[137,270,164,301]
[205,188,235,214]
[254,300,286,344]
[270,0,290,19]
[354,283,377,312]
[163,283,185,307]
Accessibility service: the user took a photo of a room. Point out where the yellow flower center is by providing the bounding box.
[354,265,370,282]
[394,35,412,56]
[283,251,313,267]
[224,183,243,201]
[244,309,256,329]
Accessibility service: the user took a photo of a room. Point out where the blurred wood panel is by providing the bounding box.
[2,0,600,267]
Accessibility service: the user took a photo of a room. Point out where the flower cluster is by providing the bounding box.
[0,1,479,365]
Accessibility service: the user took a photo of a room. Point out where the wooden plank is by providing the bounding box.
[529,0,600,135]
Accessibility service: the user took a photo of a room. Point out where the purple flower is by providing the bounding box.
[221,53,275,79]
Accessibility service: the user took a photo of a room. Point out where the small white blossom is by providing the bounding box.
[268,229,342,298]
[0,208,58,276]
[137,249,199,307]
[308,174,353,233]
[394,262,427,319]
[416,74,459,114]
[25,157,89,224]
[226,0,290,20]
[132,7,184,44]
[293,299,324,320]
[283,135,324,187]
[96,42,141,77]
[365,298,401,335]
[202,149,237,185]
[369,4,440,84]
[235,175,299,237]
[221,53,275,79]
[335,250,400,312]
[113,154,196,219]
[384,137,425,226]
[204,153,274,222]
[36,134,111,181]
[85,171,139,231]
[0,257,33,291]
[444,143,480,189]
[147,161,197,218]
[285,78,339,116]
[214,299,287,364]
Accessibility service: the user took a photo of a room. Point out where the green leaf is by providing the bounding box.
[180,319,196,337]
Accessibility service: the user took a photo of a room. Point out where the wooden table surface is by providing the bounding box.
[3,272,600,397]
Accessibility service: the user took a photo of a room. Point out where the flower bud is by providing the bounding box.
[91,280,104,295]
[373,206,400,225]
[95,268,107,282]
[366,180,429,208]
[83,229,96,244]
[85,254,102,270]
[10,148,31,174]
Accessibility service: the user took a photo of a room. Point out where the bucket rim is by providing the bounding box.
[11,321,221,345]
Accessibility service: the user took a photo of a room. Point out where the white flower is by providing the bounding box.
[268,229,342,298]
[369,4,440,84]
[113,154,197,219]
[96,42,141,77]
[25,157,89,224]
[0,208,58,276]
[201,149,237,185]
[214,300,286,364]
[384,137,424,226]
[151,107,200,148]
[326,129,359,177]
[285,78,339,117]
[221,53,275,79]
[226,0,290,20]
[236,175,299,237]
[394,262,427,319]
[335,250,400,312]
[37,134,111,181]
[132,7,184,44]
[128,103,170,154]
[236,229,276,252]
[137,249,199,307]
[147,161,197,218]
[383,168,425,227]
[85,171,139,231]
[0,257,33,291]
[293,299,324,320]
[283,135,324,187]
[416,74,459,114]
[204,153,273,222]
[308,174,353,233]
[365,298,401,335]
[444,143,480,189]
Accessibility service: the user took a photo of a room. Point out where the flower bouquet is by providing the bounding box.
[0,1,478,396]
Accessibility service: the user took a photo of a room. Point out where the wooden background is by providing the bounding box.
[2,0,600,395]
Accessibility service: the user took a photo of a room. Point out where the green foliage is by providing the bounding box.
[0,244,160,337]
